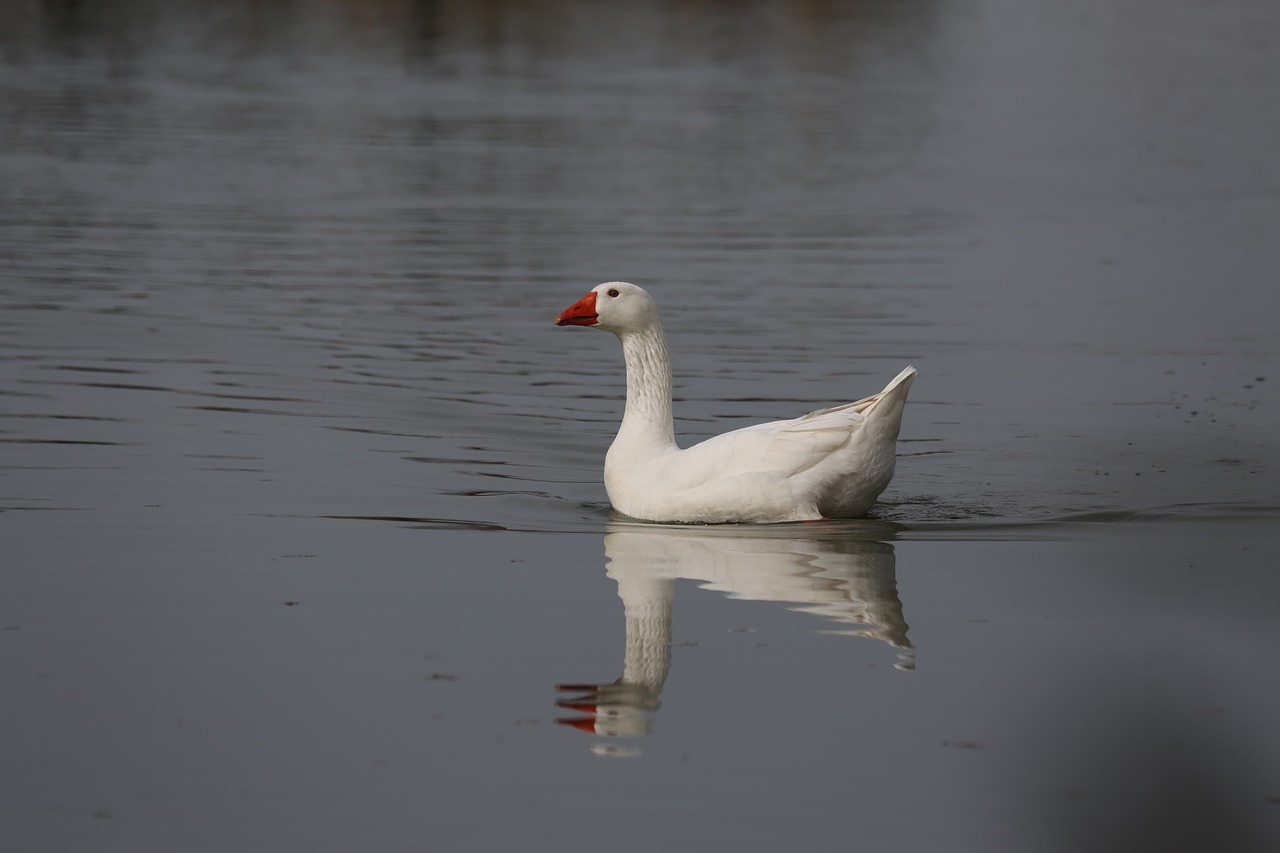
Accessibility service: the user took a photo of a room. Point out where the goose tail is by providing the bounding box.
[863,365,916,428]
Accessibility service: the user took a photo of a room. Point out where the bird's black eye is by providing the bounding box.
[608,288,620,298]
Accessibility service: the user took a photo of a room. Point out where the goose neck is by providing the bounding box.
[616,324,676,449]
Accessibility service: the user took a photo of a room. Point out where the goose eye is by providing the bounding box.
[608,288,620,298]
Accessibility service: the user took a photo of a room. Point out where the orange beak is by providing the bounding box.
[555,291,598,326]
[555,717,600,734]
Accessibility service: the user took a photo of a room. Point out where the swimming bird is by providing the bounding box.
[555,282,915,523]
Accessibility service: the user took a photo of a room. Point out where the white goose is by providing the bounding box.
[555,282,916,524]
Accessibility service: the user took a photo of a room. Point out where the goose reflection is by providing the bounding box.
[556,521,911,749]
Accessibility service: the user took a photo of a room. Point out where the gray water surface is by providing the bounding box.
[3,2,1279,851]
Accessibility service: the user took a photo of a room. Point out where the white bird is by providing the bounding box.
[555,282,916,524]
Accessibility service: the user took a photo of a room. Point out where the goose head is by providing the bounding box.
[555,282,658,334]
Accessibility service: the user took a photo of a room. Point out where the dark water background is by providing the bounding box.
[3,1,1278,850]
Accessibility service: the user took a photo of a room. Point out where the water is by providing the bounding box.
[3,1,1279,850]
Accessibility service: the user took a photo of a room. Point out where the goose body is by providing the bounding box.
[555,282,915,524]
